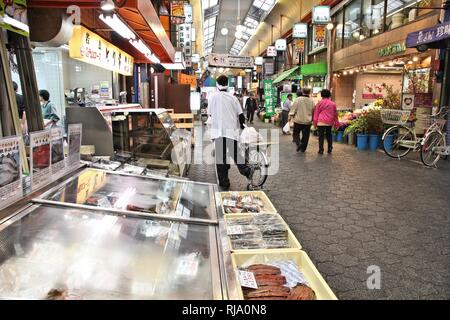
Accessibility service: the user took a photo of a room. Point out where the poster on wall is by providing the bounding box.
[30,130,51,191]
[0,136,22,211]
[314,25,326,43]
[0,0,29,37]
[402,94,415,110]
[99,81,110,99]
[414,93,433,108]
[51,127,66,178]
[362,83,386,99]
[67,123,82,170]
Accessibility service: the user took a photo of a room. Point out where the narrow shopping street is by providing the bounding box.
[189,119,450,300]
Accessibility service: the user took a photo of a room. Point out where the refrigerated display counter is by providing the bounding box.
[66,107,191,177]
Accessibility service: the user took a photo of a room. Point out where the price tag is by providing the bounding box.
[226,225,243,236]
[222,199,237,207]
[176,254,199,277]
[237,270,258,289]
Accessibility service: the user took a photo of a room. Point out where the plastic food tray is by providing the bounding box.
[231,250,337,300]
[218,191,278,215]
[224,214,302,252]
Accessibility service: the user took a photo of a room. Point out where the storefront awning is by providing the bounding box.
[273,66,300,84]
[300,62,327,76]
[406,20,450,49]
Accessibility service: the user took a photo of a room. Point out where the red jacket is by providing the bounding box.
[313,98,338,127]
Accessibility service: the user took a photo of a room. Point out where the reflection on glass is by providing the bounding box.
[386,0,419,30]
[344,0,362,47]
[43,169,215,219]
[0,206,214,299]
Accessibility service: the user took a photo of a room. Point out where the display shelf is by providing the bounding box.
[231,250,337,300]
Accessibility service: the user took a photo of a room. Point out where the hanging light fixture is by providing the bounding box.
[221,27,229,36]
[235,30,243,39]
[99,13,135,39]
[101,0,115,11]
[326,23,334,31]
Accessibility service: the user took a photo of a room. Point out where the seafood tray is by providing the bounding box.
[231,250,337,300]
[218,191,277,215]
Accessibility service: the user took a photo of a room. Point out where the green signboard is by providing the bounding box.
[378,42,406,57]
[0,0,29,37]
[263,79,275,117]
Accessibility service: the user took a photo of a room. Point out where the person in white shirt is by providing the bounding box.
[208,75,250,190]
[281,94,293,134]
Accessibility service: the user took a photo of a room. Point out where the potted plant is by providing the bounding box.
[366,109,384,151]
[344,115,369,150]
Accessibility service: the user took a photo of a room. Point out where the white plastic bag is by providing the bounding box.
[282,122,290,133]
[240,127,263,144]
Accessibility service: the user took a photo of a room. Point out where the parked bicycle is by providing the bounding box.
[381,108,447,161]
[420,107,449,167]
[242,142,270,190]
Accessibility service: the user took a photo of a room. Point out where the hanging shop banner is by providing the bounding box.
[67,123,82,170]
[178,23,193,56]
[314,25,326,43]
[184,4,193,24]
[178,73,197,89]
[406,20,450,48]
[255,56,263,65]
[295,39,305,53]
[0,136,22,211]
[312,6,331,24]
[30,130,51,191]
[69,25,134,76]
[51,127,66,178]
[267,46,277,57]
[293,23,308,39]
[275,39,287,51]
[263,79,275,117]
[171,1,185,24]
[0,0,29,36]
[208,53,254,68]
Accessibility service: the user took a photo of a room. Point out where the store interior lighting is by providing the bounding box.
[101,0,115,11]
[99,14,136,39]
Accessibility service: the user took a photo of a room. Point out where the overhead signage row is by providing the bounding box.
[293,23,308,39]
[208,53,255,68]
[313,6,331,24]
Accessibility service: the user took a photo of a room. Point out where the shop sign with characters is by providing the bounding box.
[378,42,406,57]
[263,80,275,117]
[362,83,386,99]
[0,0,29,36]
[69,25,134,76]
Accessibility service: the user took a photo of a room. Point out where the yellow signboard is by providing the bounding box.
[69,25,134,76]
[178,73,197,89]
[76,170,107,204]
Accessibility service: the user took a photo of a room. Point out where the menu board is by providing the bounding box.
[264,79,275,117]
[30,130,51,191]
[0,136,22,210]
[51,127,66,178]
[67,123,82,170]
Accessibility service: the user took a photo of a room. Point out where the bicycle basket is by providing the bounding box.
[416,115,447,131]
[380,109,412,125]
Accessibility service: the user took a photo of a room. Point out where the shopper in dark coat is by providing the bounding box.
[245,93,258,124]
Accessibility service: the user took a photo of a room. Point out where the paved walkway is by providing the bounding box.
[188,119,450,300]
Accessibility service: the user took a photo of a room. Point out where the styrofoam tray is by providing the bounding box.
[218,191,277,215]
[231,250,337,300]
[224,213,302,252]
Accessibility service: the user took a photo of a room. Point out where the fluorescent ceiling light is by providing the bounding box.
[129,39,160,64]
[99,14,136,39]
[0,15,29,33]
[161,63,185,70]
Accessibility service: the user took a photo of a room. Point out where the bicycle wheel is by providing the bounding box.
[383,125,415,159]
[246,148,269,189]
[420,131,445,167]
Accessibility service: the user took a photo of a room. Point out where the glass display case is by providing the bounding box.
[36,168,217,222]
[0,204,221,299]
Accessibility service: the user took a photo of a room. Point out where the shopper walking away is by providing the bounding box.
[208,76,251,191]
[281,94,293,134]
[245,93,258,124]
[39,90,60,128]
[290,88,315,152]
[313,89,338,154]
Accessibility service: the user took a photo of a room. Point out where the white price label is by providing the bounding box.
[226,225,244,236]
[222,199,236,207]
[238,270,258,289]
[176,255,199,277]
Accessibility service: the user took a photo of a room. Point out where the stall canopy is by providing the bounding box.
[406,20,450,49]
[273,66,300,84]
[28,0,175,63]
[300,62,327,76]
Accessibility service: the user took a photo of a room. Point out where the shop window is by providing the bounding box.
[343,0,362,47]
[334,11,344,50]
[385,0,421,31]
[362,0,385,38]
